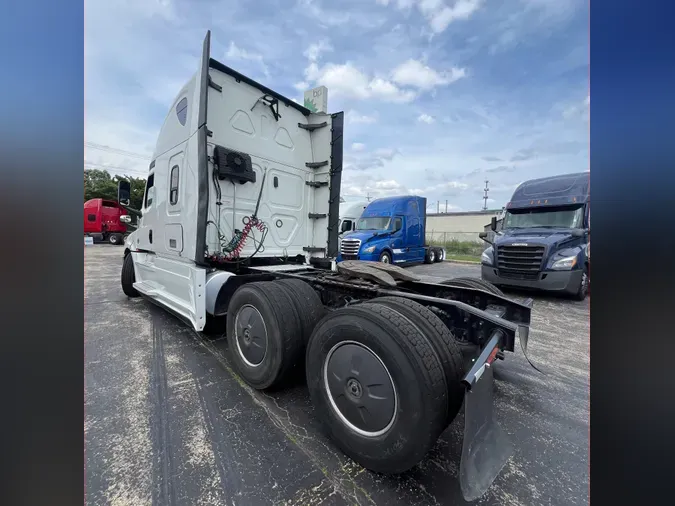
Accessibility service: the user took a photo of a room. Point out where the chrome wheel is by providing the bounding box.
[323,341,397,437]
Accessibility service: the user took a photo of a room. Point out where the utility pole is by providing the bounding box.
[437,201,440,213]
[445,200,448,213]
[366,192,372,202]
[483,180,490,211]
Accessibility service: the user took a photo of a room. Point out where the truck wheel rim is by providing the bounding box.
[323,340,397,437]
[430,251,435,261]
[381,255,390,264]
[234,304,268,367]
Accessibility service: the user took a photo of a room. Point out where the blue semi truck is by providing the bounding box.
[480,172,590,300]
[337,195,445,265]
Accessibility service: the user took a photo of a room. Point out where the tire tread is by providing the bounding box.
[308,303,448,472]
[366,296,465,424]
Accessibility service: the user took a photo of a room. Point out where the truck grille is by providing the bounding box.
[340,238,361,257]
[497,245,545,280]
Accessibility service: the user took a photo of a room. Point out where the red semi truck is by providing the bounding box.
[83,198,129,245]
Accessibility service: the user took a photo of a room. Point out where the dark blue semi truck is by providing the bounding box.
[337,195,445,265]
[480,172,590,300]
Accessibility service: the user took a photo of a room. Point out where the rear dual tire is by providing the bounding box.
[228,281,466,474]
[425,247,443,264]
[363,297,465,426]
[307,298,465,474]
[226,279,324,389]
[306,303,449,474]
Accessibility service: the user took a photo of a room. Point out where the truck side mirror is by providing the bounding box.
[340,220,351,234]
[490,216,497,231]
[120,215,132,224]
[118,180,131,207]
[479,231,493,245]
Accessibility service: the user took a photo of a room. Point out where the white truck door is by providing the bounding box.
[130,32,212,331]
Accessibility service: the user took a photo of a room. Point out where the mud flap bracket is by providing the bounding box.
[459,330,514,502]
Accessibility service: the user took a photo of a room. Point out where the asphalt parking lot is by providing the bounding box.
[85,245,589,506]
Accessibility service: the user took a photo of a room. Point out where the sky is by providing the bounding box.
[84,0,589,212]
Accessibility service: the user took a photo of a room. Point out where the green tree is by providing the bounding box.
[84,169,146,210]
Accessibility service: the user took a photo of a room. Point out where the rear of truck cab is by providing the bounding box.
[126,31,343,331]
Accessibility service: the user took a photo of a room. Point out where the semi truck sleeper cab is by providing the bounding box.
[117,30,539,502]
[480,172,590,300]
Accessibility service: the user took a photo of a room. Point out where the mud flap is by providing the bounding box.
[459,331,513,501]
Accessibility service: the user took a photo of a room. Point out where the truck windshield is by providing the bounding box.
[503,206,584,229]
[356,217,391,230]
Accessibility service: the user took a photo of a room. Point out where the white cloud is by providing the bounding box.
[226,41,263,63]
[374,148,399,159]
[392,59,466,90]
[429,0,483,33]
[293,81,309,91]
[411,181,469,194]
[306,61,417,103]
[298,0,387,28]
[418,113,435,124]
[374,179,403,190]
[341,174,407,199]
[368,77,418,103]
[346,110,378,124]
[224,41,270,77]
[352,142,366,151]
[302,57,461,104]
[304,40,333,62]
[378,0,483,33]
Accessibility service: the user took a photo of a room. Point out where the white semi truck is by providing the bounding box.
[117,31,538,501]
[338,200,368,248]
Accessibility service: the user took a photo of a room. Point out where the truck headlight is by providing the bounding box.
[481,247,494,266]
[362,245,376,254]
[551,255,578,270]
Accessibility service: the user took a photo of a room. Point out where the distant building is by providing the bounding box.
[426,209,502,243]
